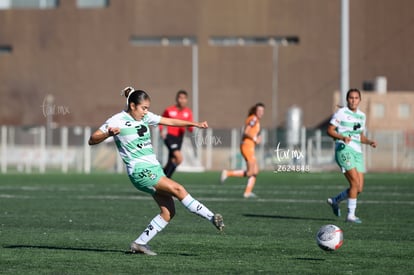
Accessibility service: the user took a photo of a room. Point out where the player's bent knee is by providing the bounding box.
[246,172,257,178]
[246,168,254,177]
[170,183,187,198]
[167,209,176,220]
[160,203,176,220]
[160,211,175,222]
[173,151,183,164]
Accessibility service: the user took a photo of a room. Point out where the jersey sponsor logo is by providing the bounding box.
[135,125,148,137]
[137,141,152,149]
[353,122,361,131]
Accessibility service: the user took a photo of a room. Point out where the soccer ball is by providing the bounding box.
[316,224,343,251]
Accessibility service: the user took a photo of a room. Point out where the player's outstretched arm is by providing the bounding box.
[88,127,120,145]
[360,133,377,148]
[159,117,208,129]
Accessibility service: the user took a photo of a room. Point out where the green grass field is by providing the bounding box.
[1,172,413,274]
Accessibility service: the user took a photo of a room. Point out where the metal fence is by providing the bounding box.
[1,125,413,173]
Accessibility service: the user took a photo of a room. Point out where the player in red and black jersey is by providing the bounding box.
[160,90,193,178]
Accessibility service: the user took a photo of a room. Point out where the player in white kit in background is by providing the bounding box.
[326,88,377,223]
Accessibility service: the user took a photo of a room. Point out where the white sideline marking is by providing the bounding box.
[0,194,31,199]
[0,184,412,192]
[1,194,413,205]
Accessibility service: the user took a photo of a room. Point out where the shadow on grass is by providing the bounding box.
[160,252,199,257]
[295,257,325,261]
[4,245,199,257]
[4,244,125,254]
[243,214,334,221]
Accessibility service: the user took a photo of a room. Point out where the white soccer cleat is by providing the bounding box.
[220,170,228,184]
[130,242,157,256]
[346,216,362,224]
[212,213,225,231]
[243,192,257,199]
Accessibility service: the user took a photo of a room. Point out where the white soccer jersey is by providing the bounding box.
[99,111,161,175]
[329,107,366,153]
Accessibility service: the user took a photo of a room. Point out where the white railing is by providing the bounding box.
[0,125,413,173]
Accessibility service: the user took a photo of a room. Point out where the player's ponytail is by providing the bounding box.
[121,86,135,98]
[121,86,151,111]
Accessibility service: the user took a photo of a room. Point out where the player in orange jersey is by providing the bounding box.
[221,103,265,198]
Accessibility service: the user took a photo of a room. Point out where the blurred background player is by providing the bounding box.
[221,103,265,198]
[326,88,377,223]
[160,90,193,178]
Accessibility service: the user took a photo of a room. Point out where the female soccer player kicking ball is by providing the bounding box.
[89,87,224,255]
[326,88,377,223]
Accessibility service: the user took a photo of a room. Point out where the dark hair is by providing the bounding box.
[346,88,361,100]
[248,102,265,116]
[176,89,188,101]
[122,87,150,111]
